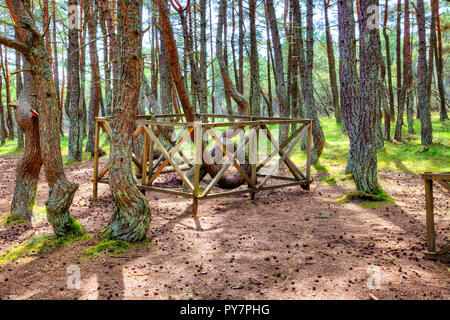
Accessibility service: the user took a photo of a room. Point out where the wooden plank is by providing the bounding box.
[425,178,436,253]
[436,244,450,256]
[257,127,306,189]
[435,179,450,192]
[97,162,111,180]
[421,172,450,180]
[306,121,312,189]
[143,126,195,192]
[93,119,100,200]
[256,123,307,172]
[200,134,251,197]
[141,129,150,185]
[207,128,255,188]
[260,124,307,182]
[149,127,193,184]
[156,125,193,167]
[139,185,192,197]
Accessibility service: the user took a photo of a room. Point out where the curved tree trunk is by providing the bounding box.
[10,61,42,221]
[216,0,249,115]
[3,0,82,237]
[156,0,250,190]
[106,0,151,242]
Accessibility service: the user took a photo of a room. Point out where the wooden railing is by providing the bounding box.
[421,172,450,261]
[93,114,313,215]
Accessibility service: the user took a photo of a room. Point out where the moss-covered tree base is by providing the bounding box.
[104,193,151,242]
[45,181,84,237]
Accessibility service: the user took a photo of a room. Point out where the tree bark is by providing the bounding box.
[434,0,448,121]
[15,28,24,148]
[68,0,83,161]
[266,0,289,139]
[3,0,83,236]
[10,59,42,221]
[417,0,432,145]
[324,0,341,125]
[382,0,394,118]
[249,0,261,116]
[0,73,6,144]
[395,0,402,136]
[106,0,151,242]
[354,0,380,192]
[337,0,360,175]
[85,0,102,155]
[304,0,325,164]
[216,0,249,115]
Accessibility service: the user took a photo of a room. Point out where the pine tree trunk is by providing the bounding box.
[0,73,6,144]
[15,28,24,148]
[417,0,432,145]
[354,0,380,192]
[106,0,151,242]
[382,0,395,118]
[266,0,289,140]
[3,0,82,236]
[304,0,325,164]
[434,0,448,121]
[68,0,83,162]
[249,0,261,116]
[337,0,360,175]
[10,60,42,221]
[394,0,412,141]
[324,0,341,124]
[85,0,102,155]
[216,0,249,115]
[395,0,402,138]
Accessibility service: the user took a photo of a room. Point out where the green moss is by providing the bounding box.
[0,233,93,265]
[6,216,27,225]
[336,188,394,207]
[66,216,84,237]
[84,239,129,257]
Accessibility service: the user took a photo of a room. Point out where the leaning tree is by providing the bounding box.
[1,0,82,236]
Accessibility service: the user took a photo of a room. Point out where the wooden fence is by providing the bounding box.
[93,114,313,215]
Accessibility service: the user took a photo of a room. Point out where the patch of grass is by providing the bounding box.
[336,188,394,208]
[84,239,129,257]
[1,132,111,164]
[0,233,93,265]
[288,113,449,179]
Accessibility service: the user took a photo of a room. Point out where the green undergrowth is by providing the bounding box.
[336,189,394,208]
[82,229,153,258]
[83,237,153,258]
[0,233,93,265]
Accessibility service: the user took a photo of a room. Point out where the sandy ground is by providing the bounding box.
[0,155,448,300]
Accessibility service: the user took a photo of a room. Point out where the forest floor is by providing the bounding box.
[0,115,448,300]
